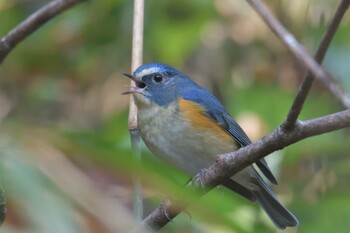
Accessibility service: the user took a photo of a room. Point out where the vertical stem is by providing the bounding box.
[130,129,142,221]
[129,0,144,222]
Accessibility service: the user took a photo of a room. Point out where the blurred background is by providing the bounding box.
[0,0,350,232]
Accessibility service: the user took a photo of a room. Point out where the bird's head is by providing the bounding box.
[123,62,195,107]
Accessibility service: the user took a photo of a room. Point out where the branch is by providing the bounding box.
[132,109,350,232]
[0,0,86,65]
[283,0,350,130]
[246,0,350,108]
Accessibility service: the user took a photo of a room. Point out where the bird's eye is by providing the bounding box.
[153,74,163,83]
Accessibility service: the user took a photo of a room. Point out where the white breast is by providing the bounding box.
[137,102,237,176]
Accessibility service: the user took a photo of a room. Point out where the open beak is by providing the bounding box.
[122,73,146,95]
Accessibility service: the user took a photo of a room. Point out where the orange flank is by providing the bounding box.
[178,99,234,143]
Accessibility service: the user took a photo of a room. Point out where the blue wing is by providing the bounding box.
[182,87,277,185]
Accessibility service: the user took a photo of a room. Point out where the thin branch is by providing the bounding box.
[133,109,350,232]
[128,0,145,222]
[283,0,350,130]
[246,0,350,108]
[0,0,85,65]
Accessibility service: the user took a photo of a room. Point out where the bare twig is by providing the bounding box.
[283,0,350,130]
[0,0,85,65]
[246,0,350,108]
[133,109,350,232]
[128,0,145,222]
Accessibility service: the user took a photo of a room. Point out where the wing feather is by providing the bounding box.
[182,87,277,184]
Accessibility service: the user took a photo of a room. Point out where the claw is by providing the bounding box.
[190,168,208,189]
[161,198,174,222]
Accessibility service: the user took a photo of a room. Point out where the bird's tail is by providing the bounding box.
[252,177,299,229]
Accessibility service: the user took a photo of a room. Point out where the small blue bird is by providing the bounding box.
[124,62,298,229]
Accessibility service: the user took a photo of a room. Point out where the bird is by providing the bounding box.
[123,62,299,229]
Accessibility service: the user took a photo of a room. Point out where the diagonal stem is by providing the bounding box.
[0,0,86,65]
[283,0,350,131]
[246,0,350,108]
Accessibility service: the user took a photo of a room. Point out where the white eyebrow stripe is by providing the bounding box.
[136,67,159,77]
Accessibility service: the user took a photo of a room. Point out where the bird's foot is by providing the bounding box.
[190,168,208,189]
[160,198,174,222]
